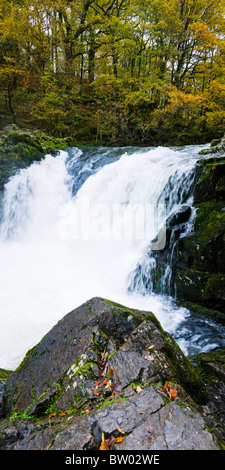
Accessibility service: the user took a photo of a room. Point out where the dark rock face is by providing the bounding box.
[0,298,223,450]
[174,155,225,317]
[146,149,225,323]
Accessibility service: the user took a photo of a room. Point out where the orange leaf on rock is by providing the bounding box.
[99,433,109,450]
[84,403,92,413]
[115,436,123,443]
[102,379,108,386]
[169,389,177,401]
[164,381,170,392]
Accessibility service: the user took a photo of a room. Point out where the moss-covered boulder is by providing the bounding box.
[198,135,225,156]
[191,349,225,443]
[0,125,75,190]
[194,159,225,203]
[1,298,221,450]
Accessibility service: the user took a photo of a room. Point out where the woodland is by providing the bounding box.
[1,0,225,146]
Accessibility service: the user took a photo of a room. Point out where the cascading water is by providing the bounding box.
[0,145,225,370]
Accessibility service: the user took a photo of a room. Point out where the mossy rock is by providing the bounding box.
[0,368,13,381]
[7,143,43,163]
[198,136,225,155]
[2,298,208,419]
[196,349,225,382]
[0,125,70,190]
[176,269,225,313]
[177,301,225,324]
[194,159,225,203]
[180,201,225,273]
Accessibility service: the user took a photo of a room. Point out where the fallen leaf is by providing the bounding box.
[164,381,170,392]
[136,386,143,393]
[144,355,154,361]
[143,426,154,443]
[169,388,177,401]
[111,382,122,394]
[84,403,92,413]
[102,379,108,386]
[117,426,125,434]
[105,366,114,378]
[99,352,109,375]
[99,433,109,450]
[102,362,109,376]
[108,435,116,447]
[105,379,112,390]
[115,436,123,443]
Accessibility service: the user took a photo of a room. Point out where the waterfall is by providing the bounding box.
[0,145,224,369]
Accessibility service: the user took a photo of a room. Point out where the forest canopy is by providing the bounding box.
[0,0,225,145]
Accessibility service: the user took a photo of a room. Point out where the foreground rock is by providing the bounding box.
[0,298,223,450]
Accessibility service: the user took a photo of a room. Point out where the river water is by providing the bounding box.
[0,145,225,370]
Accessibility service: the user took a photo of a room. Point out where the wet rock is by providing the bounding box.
[167,205,192,228]
[199,135,225,156]
[0,298,223,450]
[169,148,225,320]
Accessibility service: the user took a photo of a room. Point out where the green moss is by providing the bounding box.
[0,368,13,381]
[95,396,128,410]
[177,301,225,324]
[194,201,225,243]
[161,331,208,404]
[196,349,225,382]
[102,298,163,330]
[15,346,37,373]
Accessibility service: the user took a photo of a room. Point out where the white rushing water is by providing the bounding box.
[0,145,224,370]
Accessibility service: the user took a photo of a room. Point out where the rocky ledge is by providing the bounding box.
[0,124,75,190]
[0,298,224,450]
